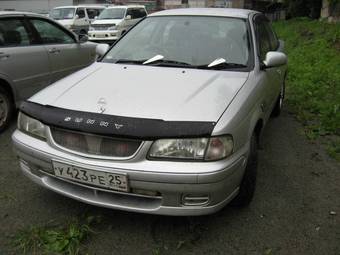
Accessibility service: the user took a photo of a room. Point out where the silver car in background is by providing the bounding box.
[50,6,106,36]
[88,5,147,43]
[0,12,100,132]
[12,8,287,216]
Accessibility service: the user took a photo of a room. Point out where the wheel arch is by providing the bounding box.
[0,77,16,105]
[247,107,265,149]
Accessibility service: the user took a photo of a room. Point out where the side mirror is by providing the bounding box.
[96,43,109,59]
[125,15,132,20]
[94,16,98,20]
[79,34,88,43]
[75,14,79,19]
[263,51,287,68]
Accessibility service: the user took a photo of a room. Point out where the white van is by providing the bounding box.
[88,5,147,42]
[50,5,106,35]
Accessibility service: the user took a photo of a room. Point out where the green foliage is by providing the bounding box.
[326,137,340,160]
[13,215,100,255]
[328,0,339,6]
[273,18,340,159]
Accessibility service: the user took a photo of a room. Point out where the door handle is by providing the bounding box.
[48,48,61,54]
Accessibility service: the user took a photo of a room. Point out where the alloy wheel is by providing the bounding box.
[0,94,8,127]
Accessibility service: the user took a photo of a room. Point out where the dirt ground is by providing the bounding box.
[0,110,339,255]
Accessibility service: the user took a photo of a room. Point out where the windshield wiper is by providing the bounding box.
[142,55,193,67]
[114,59,145,64]
[210,63,247,69]
[114,57,193,68]
[198,58,247,70]
[152,59,193,67]
[143,55,164,65]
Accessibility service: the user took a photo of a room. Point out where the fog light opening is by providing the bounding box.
[182,194,210,206]
[132,188,161,197]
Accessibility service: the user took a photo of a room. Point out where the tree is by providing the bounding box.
[285,0,323,18]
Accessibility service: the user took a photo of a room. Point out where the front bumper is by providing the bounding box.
[88,30,119,41]
[12,130,248,216]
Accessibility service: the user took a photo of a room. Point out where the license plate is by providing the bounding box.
[95,34,105,38]
[52,161,128,192]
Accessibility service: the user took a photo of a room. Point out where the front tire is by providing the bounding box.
[79,29,87,39]
[0,86,14,133]
[230,133,258,207]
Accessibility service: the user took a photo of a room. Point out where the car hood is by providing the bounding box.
[29,63,249,122]
[91,19,123,25]
[56,19,74,26]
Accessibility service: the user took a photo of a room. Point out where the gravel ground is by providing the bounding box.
[0,110,339,255]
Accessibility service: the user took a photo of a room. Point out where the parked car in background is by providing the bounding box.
[50,5,106,36]
[0,11,107,132]
[88,5,147,42]
[12,8,287,215]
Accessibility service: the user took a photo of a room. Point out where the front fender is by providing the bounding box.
[0,73,19,106]
[212,73,266,153]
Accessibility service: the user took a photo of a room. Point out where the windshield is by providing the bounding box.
[50,8,75,20]
[103,16,251,68]
[98,8,126,19]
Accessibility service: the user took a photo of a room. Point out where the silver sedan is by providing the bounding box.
[0,11,100,132]
[12,8,287,215]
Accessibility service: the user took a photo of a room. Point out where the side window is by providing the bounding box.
[86,8,102,19]
[126,9,134,18]
[255,18,271,61]
[263,21,279,51]
[0,18,31,47]
[131,9,141,19]
[30,19,75,44]
[135,8,147,19]
[76,8,86,19]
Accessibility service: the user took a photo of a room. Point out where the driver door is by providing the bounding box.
[0,17,50,100]
[254,15,283,118]
[28,18,91,83]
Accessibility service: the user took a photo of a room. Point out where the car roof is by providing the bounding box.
[106,5,145,9]
[149,8,258,19]
[53,5,106,9]
[0,11,48,17]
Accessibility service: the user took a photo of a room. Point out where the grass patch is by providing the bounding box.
[326,137,340,161]
[273,18,340,160]
[0,193,16,202]
[13,215,100,255]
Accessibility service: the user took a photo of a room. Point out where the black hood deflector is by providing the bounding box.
[20,101,216,139]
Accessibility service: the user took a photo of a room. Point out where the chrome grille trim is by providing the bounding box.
[91,24,115,30]
[48,127,143,160]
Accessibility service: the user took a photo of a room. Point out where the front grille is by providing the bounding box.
[51,128,141,158]
[91,24,114,30]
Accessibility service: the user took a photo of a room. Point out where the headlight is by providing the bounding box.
[18,112,46,140]
[108,26,116,31]
[148,135,233,161]
[205,136,234,161]
[89,26,94,31]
